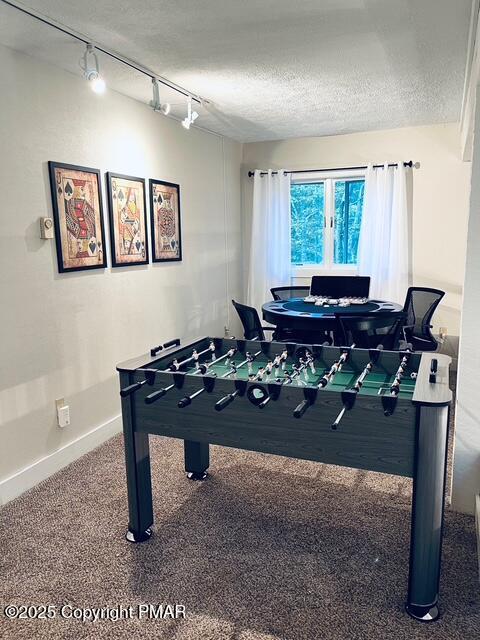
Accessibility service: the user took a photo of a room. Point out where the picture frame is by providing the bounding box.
[48,161,107,273]
[106,173,149,267]
[149,179,182,262]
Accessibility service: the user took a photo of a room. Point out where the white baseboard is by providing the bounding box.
[476,494,480,582]
[0,414,122,507]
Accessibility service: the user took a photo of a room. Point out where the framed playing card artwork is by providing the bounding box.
[106,173,149,267]
[149,179,182,262]
[48,162,107,273]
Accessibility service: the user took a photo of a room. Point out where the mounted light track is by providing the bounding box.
[1,0,209,127]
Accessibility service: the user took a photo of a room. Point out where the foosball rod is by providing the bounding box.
[248,349,289,384]
[120,369,157,398]
[145,381,175,404]
[317,345,354,388]
[258,355,312,409]
[259,350,314,409]
[278,349,289,370]
[191,347,237,375]
[382,348,413,417]
[259,349,289,380]
[177,348,239,408]
[213,350,264,411]
[388,352,411,396]
[247,351,286,383]
[178,373,218,407]
[221,350,262,378]
[146,347,237,404]
[168,341,216,371]
[330,349,382,429]
[293,345,353,418]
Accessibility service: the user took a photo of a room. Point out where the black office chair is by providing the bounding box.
[335,313,406,350]
[232,300,278,340]
[401,287,445,351]
[271,286,310,300]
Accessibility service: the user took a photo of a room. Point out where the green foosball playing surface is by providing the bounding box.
[170,352,416,399]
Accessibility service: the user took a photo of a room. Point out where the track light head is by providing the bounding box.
[160,102,171,116]
[90,75,106,94]
[182,98,198,130]
[81,44,106,94]
[149,78,171,115]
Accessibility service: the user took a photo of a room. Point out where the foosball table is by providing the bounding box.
[117,336,452,622]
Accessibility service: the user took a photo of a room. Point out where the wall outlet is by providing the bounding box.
[56,398,70,428]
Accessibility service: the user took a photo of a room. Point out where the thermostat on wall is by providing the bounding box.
[40,216,54,239]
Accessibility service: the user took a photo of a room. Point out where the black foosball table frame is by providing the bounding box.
[117,336,452,623]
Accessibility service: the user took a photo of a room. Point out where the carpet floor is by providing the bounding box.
[1,432,479,640]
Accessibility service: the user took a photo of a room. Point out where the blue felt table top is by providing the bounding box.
[263,298,402,318]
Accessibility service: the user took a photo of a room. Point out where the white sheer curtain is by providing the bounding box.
[247,169,291,313]
[358,162,411,303]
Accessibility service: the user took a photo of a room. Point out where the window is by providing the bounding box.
[334,180,365,265]
[291,173,365,274]
[291,182,324,265]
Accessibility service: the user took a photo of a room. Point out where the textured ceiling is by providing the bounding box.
[0,0,472,142]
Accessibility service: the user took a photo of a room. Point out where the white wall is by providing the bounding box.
[452,85,480,515]
[0,44,242,499]
[242,124,471,336]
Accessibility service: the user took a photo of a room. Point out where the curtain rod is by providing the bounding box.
[1,0,206,105]
[247,160,418,178]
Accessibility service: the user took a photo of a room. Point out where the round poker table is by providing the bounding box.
[262,297,404,335]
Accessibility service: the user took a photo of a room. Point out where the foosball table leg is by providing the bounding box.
[184,440,210,481]
[120,373,154,544]
[406,405,449,622]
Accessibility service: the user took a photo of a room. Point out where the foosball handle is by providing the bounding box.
[164,338,181,349]
[293,399,310,418]
[145,388,167,404]
[258,396,271,409]
[178,396,192,408]
[120,381,144,398]
[215,394,235,411]
[150,345,163,357]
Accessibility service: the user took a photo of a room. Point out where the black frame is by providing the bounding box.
[149,178,182,263]
[48,161,108,273]
[106,172,149,268]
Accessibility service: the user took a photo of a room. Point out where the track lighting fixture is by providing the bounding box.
[81,44,106,94]
[181,98,199,130]
[149,78,171,115]
[9,3,210,114]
